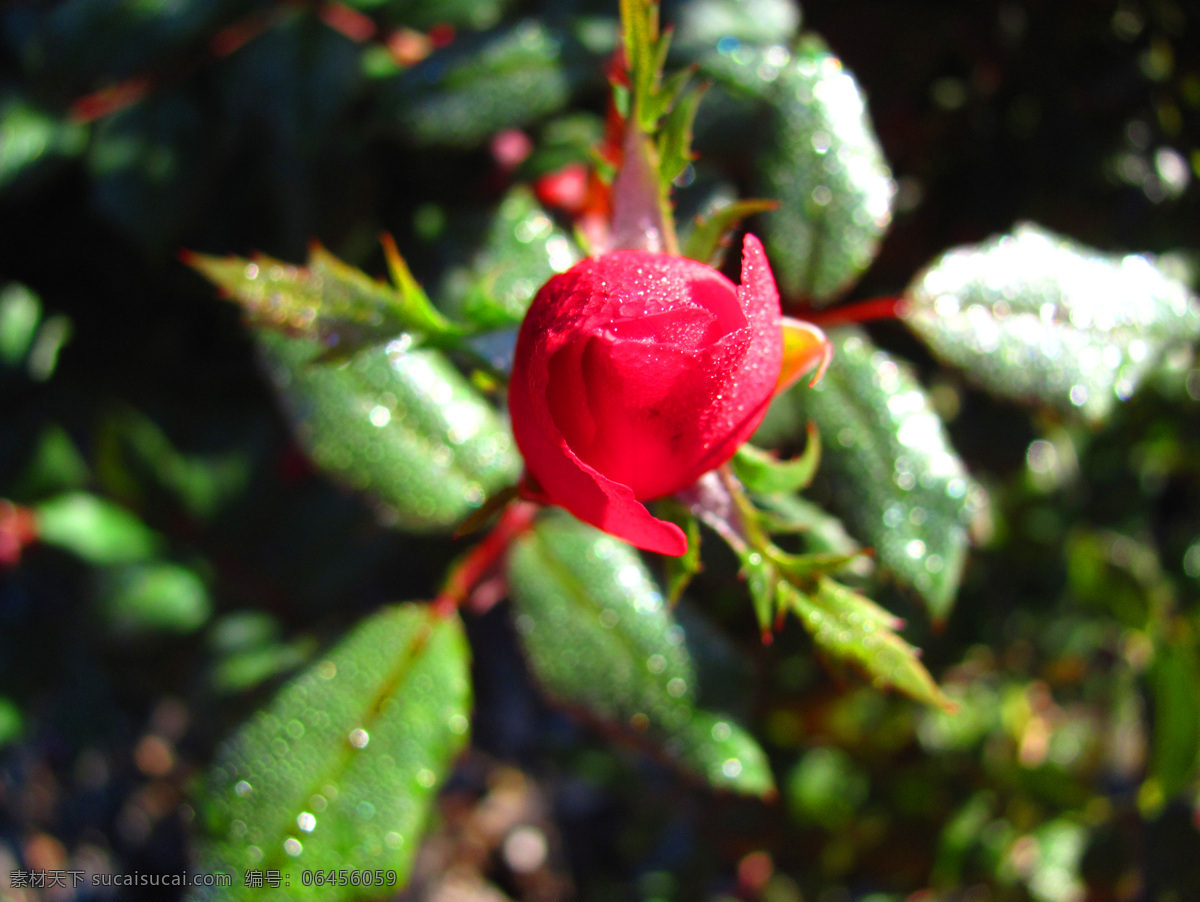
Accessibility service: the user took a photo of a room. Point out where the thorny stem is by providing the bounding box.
[432,501,538,617]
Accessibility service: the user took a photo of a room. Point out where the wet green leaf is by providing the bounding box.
[379,20,599,147]
[507,513,774,796]
[187,242,460,356]
[444,187,581,328]
[786,747,869,829]
[669,0,802,50]
[258,333,520,533]
[34,492,163,564]
[194,604,471,900]
[344,0,512,31]
[12,425,91,499]
[758,328,981,620]
[903,223,1200,422]
[781,577,952,711]
[701,39,893,303]
[97,561,212,636]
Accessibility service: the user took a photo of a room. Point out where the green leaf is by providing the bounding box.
[732,430,820,496]
[757,328,981,620]
[444,187,581,328]
[97,561,212,636]
[258,333,520,533]
[187,241,460,355]
[194,604,471,900]
[1149,624,1200,799]
[379,20,599,148]
[0,98,87,191]
[507,513,774,796]
[670,0,802,50]
[0,696,22,748]
[903,223,1200,423]
[782,577,952,711]
[34,492,163,564]
[702,39,894,303]
[0,283,41,367]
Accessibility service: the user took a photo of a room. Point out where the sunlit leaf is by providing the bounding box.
[758,328,982,620]
[700,38,893,303]
[903,223,1200,423]
[507,513,774,796]
[34,492,163,564]
[379,20,599,147]
[670,0,802,50]
[258,333,520,533]
[194,604,471,900]
[782,577,952,711]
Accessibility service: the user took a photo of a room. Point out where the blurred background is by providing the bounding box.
[1,0,1199,899]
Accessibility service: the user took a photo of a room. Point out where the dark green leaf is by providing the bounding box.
[97,561,212,636]
[34,492,163,564]
[0,99,87,191]
[1149,625,1200,799]
[782,577,952,711]
[194,604,471,900]
[701,39,894,302]
[757,328,982,620]
[379,20,599,148]
[903,223,1200,423]
[507,513,774,796]
[732,431,820,496]
[0,696,22,748]
[258,333,520,533]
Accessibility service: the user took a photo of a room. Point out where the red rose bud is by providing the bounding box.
[508,235,783,556]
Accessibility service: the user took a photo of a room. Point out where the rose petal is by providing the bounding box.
[510,358,688,555]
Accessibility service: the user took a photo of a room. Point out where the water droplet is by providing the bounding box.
[384,832,405,849]
[286,719,305,739]
[646,654,666,674]
[667,678,687,698]
[297,812,316,832]
[348,728,370,749]
[599,608,619,629]
[448,713,468,735]
[416,768,436,788]
[905,539,926,558]
[722,759,743,778]
[246,846,263,864]
[283,837,302,857]
[711,721,732,742]
[357,801,376,820]
[234,780,253,798]
[368,405,391,427]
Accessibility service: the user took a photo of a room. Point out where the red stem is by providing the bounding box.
[432,502,538,616]
[801,296,908,330]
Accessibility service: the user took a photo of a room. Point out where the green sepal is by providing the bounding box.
[656,499,703,605]
[682,199,779,266]
[732,427,820,496]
